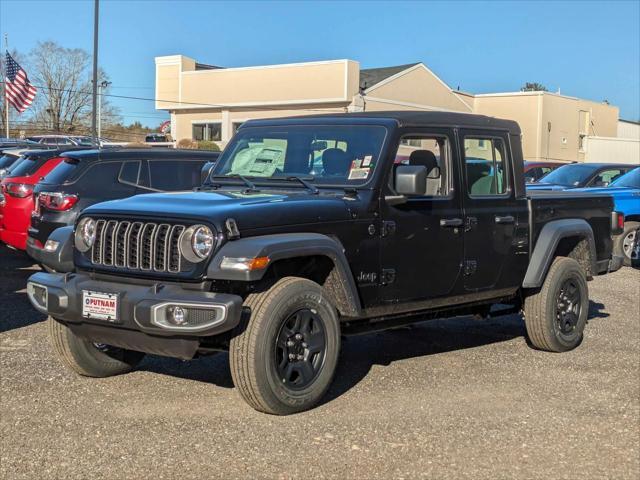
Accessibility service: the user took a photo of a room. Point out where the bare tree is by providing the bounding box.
[29,41,119,133]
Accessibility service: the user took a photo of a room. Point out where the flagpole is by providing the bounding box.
[4,34,8,139]
[91,0,99,146]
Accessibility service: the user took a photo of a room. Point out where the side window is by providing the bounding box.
[540,167,553,177]
[392,135,450,197]
[118,161,141,185]
[79,162,123,190]
[148,160,206,191]
[464,137,508,196]
[593,169,624,186]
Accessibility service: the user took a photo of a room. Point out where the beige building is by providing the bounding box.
[155,55,622,162]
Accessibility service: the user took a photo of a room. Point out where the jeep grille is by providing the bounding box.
[90,219,186,273]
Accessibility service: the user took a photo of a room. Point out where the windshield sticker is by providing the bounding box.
[362,155,373,167]
[351,159,362,169]
[348,167,371,180]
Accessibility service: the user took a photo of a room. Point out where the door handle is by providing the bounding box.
[494,215,515,224]
[440,218,463,228]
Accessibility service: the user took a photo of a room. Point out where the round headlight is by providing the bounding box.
[180,224,215,263]
[75,217,96,252]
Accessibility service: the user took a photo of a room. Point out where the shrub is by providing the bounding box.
[176,138,198,149]
[196,140,221,152]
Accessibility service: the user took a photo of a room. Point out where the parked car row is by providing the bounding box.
[0,147,219,263]
[524,162,640,266]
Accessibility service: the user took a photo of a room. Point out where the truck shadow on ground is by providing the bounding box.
[0,245,48,334]
[139,298,613,400]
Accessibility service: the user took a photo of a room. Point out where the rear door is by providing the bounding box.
[460,130,526,291]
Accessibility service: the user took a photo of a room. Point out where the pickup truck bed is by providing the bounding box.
[528,191,614,273]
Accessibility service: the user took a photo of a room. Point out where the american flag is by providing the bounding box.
[4,52,37,113]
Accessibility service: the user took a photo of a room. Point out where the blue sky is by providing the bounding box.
[1,0,639,127]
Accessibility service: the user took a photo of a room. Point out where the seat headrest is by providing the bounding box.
[322,148,351,176]
[409,150,438,170]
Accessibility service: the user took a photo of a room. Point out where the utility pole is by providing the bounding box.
[97,80,111,139]
[91,0,99,146]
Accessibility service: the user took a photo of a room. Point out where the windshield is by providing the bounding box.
[211,125,387,186]
[6,156,43,177]
[42,159,80,185]
[538,164,596,186]
[72,136,94,146]
[610,167,640,188]
[0,154,19,169]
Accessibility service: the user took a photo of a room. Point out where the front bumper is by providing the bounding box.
[608,254,624,273]
[26,271,244,359]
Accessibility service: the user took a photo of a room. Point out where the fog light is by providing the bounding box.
[44,240,59,252]
[167,305,187,325]
[27,283,48,310]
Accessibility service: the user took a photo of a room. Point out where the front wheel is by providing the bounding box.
[523,257,589,352]
[616,221,639,267]
[229,277,341,415]
[49,318,145,377]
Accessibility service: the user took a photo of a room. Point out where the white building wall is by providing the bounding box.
[618,120,640,140]
[584,136,640,165]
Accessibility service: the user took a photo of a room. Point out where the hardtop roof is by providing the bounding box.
[242,111,521,133]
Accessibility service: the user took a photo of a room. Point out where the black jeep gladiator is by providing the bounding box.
[26,112,624,415]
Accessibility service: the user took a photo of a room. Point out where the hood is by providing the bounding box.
[83,188,355,231]
[526,183,569,191]
[571,186,640,195]
[571,186,640,215]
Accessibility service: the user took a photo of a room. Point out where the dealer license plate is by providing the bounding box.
[82,290,119,322]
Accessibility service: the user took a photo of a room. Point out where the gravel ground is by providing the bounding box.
[1,243,638,480]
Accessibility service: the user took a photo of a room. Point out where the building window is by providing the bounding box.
[192,123,221,141]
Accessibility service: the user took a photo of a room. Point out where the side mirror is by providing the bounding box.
[524,175,535,183]
[395,165,427,196]
[201,161,215,184]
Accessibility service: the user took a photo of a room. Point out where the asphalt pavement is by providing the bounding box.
[1,243,638,479]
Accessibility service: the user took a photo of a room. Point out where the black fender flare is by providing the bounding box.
[207,233,362,317]
[29,226,75,273]
[522,219,597,288]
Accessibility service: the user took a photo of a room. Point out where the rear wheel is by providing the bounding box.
[524,257,589,352]
[616,221,639,267]
[229,277,341,415]
[48,317,145,377]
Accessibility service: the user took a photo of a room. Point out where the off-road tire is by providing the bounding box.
[524,257,589,352]
[49,317,145,377]
[229,277,341,415]
[615,221,639,267]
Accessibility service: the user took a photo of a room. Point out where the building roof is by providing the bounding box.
[359,63,420,90]
[619,118,640,125]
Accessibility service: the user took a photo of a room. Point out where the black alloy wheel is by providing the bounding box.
[275,308,327,390]
[555,278,582,337]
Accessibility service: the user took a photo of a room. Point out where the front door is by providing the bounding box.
[379,128,464,303]
[459,130,521,291]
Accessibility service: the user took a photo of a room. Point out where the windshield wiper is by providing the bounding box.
[284,176,319,194]
[211,174,259,192]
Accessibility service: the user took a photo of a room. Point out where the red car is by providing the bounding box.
[0,149,72,250]
[523,160,568,183]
